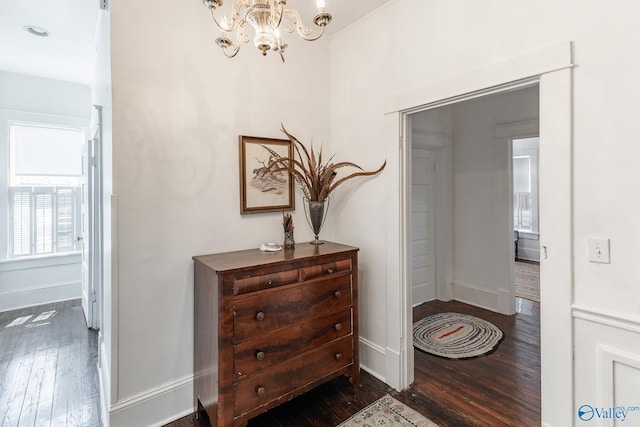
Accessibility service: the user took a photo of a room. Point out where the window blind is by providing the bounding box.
[9,187,80,257]
[11,189,32,256]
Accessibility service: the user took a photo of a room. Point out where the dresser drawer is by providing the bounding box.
[301,274,352,318]
[234,308,352,379]
[302,308,352,347]
[234,336,354,417]
[234,269,299,296]
[300,259,351,281]
[234,286,302,342]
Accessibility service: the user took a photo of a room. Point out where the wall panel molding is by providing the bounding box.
[573,304,640,335]
[596,344,640,416]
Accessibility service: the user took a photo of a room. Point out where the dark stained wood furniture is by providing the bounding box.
[170,298,540,427]
[193,242,359,427]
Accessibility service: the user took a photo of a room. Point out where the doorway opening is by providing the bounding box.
[408,85,539,313]
[406,85,542,424]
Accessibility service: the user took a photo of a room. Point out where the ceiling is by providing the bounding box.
[0,0,392,86]
[0,0,100,85]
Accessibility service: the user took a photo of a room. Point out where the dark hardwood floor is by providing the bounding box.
[0,297,538,426]
[167,298,540,427]
[0,299,101,427]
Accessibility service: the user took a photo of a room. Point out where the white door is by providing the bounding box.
[411,148,436,305]
[80,136,95,327]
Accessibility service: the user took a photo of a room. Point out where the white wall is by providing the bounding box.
[107,0,331,424]
[0,71,90,312]
[411,107,454,304]
[451,86,539,312]
[331,1,640,426]
[103,1,640,425]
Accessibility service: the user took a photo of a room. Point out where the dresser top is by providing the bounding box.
[193,241,358,272]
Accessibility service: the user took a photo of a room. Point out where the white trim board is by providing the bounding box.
[385,41,572,114]
[0,281,81,313]
[383,40,574,427]
[573,305,640,334]
[109,375,194,427]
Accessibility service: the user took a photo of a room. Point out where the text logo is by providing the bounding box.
[578,404,640,423]
[578,405,595,421]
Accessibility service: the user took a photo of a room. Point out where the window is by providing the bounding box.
[8,123,83,258]
[512,137,539,233]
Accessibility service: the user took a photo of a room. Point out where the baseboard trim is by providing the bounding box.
[360,364,386,383]
[0,281,81,313]
[451,280,500,313]
[359,336,386,384]
[98,340,110,427]
[517,249,540,262]
[109,375,194,427]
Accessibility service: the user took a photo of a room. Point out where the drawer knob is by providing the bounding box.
[334,323,342,331]
[267,279,273,285]
[256,311,265,321]
[327,268,335,274]
[256,351,265,361]
[333,291,341,299]
[335,353,343,361]
[257,386,266,396]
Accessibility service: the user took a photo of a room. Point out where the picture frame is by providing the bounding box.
[239,135,295,214]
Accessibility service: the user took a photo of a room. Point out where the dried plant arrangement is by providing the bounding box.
[262,125,386,202]
[282,212,294,233]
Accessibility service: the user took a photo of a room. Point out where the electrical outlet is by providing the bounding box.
[587,238,610,264]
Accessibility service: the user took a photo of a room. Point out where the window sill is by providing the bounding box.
[0,252,81,272]
[515,231,539,240]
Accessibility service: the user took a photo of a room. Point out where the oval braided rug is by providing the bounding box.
[413,312,504,359]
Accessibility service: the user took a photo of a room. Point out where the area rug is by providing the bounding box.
[413,312,504,359]
[337,395,439,427]
[515,260,540,302]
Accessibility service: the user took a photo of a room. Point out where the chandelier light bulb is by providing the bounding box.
[203,0,331,62]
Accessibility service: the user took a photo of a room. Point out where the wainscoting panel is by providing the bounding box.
[597,344,640,423]
[573,305,640,426]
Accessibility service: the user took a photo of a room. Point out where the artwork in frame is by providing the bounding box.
[239,135,295,214]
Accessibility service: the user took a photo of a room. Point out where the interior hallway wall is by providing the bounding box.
[108,0,331,424]
[450,86,539,313]
[330,1,640,426]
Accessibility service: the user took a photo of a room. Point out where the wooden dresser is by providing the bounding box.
[193,242,359,427]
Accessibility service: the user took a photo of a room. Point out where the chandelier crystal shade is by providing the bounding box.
[202,0,332,62]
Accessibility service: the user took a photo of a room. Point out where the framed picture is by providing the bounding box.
[239,135,295,214]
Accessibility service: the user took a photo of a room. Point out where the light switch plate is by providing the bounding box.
[587,238,610,264]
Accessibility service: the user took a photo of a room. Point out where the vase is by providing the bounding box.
[304,197,329,245]
[284,231,295,248]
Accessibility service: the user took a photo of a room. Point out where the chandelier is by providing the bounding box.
[202,0,332,62]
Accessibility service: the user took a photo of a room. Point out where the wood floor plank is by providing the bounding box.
[0,300,101,427]
[33,345,59,426]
